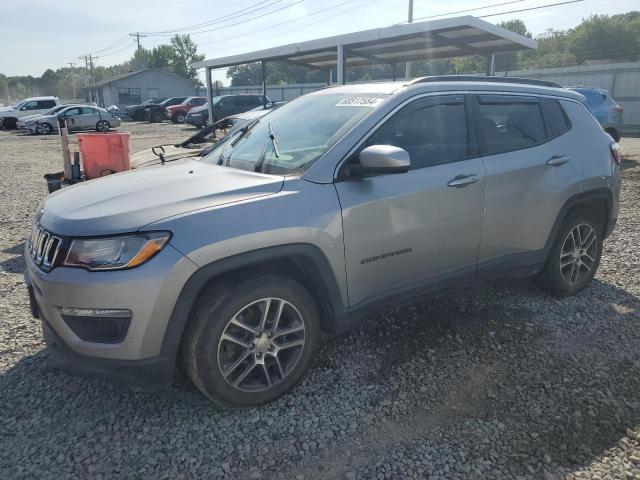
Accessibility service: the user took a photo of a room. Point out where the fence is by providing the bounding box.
[197,83,327,102]
[499,62,640,135]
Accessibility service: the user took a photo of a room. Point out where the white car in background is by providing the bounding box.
[27,105,121,135]
[0,96,60,129]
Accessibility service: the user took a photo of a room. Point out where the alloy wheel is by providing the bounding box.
[217,297,306,393]
[559,223,598,285]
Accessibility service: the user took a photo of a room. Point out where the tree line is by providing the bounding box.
[0,35,204,102]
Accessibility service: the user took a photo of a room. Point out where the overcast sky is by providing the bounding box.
[1,0,637,85]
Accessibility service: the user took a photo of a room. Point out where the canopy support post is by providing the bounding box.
[261,60,267,109]
[205,67,214,127]
[486,53,495,76]
[337,45,345,85]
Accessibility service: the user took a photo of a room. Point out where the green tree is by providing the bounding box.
[39,69,59,95]
[170,34,204,81]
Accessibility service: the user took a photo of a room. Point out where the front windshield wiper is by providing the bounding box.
[268,122,280,158]
[230,118,260,147]
[254,123,280,173]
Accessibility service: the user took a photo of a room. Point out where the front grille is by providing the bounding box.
[29,225,63,271]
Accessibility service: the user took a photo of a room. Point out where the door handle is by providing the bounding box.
[546,155,570,166]
[447,174,480,188]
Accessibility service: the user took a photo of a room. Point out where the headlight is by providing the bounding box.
[63,232,171,271]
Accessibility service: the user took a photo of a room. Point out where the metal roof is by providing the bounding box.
[194,15,537,70]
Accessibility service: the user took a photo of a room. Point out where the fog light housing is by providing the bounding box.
[59,307,131,343]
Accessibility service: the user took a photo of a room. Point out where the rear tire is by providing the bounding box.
[536,211,603,297]
[96,120,110,132]
[182,275,320,407]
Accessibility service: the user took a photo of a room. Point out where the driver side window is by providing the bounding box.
[362,95,470,170]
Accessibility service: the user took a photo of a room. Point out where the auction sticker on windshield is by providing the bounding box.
[335,97,384,107]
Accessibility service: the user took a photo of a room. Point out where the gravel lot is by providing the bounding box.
[1,122,639,480]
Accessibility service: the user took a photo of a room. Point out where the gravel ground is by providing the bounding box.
[1,123,640,480]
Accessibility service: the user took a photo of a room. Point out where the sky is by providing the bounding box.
[1,0,637,86]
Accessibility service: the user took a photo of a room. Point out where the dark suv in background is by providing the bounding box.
[145,97,188,122]
[186,95,271,127]
[124,98,166,121]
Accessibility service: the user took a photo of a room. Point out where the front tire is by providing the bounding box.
[151,111,164,123]
[172,113,186,124]
[182,275,320,407]
[605,128,620,142]
[536,211,603,297]
[37,122,53,135]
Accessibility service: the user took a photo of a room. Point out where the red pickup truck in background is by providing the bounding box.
[166,97,207,124]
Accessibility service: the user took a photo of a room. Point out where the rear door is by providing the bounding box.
[474,94,579,266]
[78,107,101,129]
[336,94,486,306]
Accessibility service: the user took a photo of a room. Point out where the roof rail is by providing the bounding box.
[407,75,562,89]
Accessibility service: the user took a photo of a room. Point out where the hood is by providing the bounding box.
[189,105,208,114]
[0,106,15,112]
[40,159,284,236]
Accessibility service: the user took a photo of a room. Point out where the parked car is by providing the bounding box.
[25,76,620,407]
[145,97,188,123]
[568,86,623,141]
[185,94,271,127]
[17,104,73,131]
[124,98,166,121]
[166,97,207,124]
[131,109,271,168]
[26,105,121,135]
[0,96,60,129]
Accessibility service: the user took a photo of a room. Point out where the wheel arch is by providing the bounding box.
[160,243,345,366]
[545,188,614,254]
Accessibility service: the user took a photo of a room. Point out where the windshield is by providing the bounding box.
[43,105,64,115]
[207,93,387,175]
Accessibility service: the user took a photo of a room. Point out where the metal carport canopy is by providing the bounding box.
[194,15,537,122]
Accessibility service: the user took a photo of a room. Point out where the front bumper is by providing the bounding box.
[24,241,198,387]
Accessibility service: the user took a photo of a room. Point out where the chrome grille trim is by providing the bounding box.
[29,225,63,270]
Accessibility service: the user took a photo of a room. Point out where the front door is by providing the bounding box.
[336,95,486,307]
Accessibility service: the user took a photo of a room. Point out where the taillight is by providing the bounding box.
[614,105,623,114]
[610,142,621,165]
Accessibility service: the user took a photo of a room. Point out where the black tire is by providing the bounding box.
[96,120,110,132]
[536,211,604,297]
[172,113,186,124]
[38,122,53,135]
[151,111,164,123]
[1,117,17,129]
[182,274,320,407]
[605,128,620,142]
[133,111,144,121]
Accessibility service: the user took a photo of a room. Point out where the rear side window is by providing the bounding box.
[541,99,571,137]
[364,95,470,169]
[477,96,547,155]
[37,100,56,109]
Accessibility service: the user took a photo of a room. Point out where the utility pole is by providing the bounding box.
[67,62,77,100]
[405,0,414,80]
[130,32,147,51]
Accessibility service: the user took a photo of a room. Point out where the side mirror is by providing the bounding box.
[349,145,411,176]
[20,106,28,111]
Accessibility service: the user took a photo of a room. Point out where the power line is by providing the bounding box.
[141,0,282,35]
[84,35,131,56]
[203,0,378,55]
[410,0,528,22]
[477,0,586,19]
[96,41,135,58]
[143,0,306,37]
[198,0,365,47]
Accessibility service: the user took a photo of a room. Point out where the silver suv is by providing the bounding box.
[25,77,621,406]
